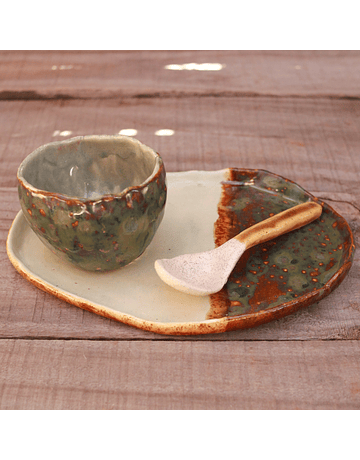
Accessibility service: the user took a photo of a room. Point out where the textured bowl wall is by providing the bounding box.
[18,136,167,271]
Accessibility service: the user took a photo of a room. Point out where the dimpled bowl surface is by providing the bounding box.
[17,135,167,271]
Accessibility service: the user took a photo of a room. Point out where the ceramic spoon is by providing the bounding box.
[155,201,322,296]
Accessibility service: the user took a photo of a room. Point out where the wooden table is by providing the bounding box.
[1,51,359,409]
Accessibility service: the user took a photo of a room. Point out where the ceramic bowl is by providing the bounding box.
[17,135,167,271]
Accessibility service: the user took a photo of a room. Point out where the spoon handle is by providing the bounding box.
[234,201,322,250]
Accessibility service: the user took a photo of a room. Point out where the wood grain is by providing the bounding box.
[0,339,359,409]
[1,50,360,99]
[2,188,359,341]
[0,97,360,195]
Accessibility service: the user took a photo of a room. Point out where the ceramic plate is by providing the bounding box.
[7,169,355,335]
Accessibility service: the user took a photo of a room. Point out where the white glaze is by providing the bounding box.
[8,170,228,323]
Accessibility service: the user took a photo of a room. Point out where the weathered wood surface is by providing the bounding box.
[1,50,360,99]
[0,51,359,409]
[1,97,360,194]
[1,339,359,409]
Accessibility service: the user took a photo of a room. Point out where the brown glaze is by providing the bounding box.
[207,287,231,320]
[210,168,355,333]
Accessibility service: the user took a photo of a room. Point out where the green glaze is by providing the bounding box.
[215,169,355,317]
[18,135,167,271]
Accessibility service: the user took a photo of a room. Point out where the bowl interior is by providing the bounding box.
[19,136,160,200]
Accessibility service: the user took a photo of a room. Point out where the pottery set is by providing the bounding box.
[7,135,355,335]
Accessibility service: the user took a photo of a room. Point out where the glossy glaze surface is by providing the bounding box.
[210,169,355,323]
[17,135,167,271]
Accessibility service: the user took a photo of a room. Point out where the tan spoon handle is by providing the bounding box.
[235,201,322,249]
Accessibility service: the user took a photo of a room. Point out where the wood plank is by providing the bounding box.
[1,188,359,341]
[0,97,360,195]
[1,51,360,98]
[0,339,359,409]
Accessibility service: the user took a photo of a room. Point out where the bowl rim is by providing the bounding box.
[17,134,165,204]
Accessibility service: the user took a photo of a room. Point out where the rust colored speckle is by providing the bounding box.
[27,209,32,216]
[72,220,79,228]
[32,204,36,209]
[40,227,45,233]
[326,258,336,270]
[39,209,46,217]
[249,274,287,309]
